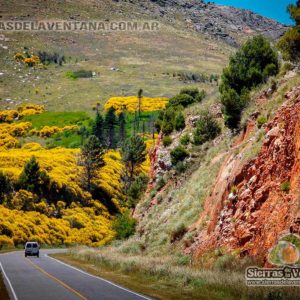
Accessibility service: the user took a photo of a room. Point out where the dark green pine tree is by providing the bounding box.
[80,135,105,192]
[18,156,50,196]
[136,89,143,132]
[0,171,12,204]
[92,111,104,144]
[118,112,126,147]
[104,107,117,149]
[122,135,147,184]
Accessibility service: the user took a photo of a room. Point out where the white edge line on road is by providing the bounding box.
[45,254,152,300]
[0,262,18,300]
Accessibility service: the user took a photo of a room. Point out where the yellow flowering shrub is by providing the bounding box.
[0,122,32,137]
[11,190,37,210]
[22,142,44,151]
[0,110,19,123]
[0,105,44,123]
[23,55,40,67]
[104,96,169,113]
[0,122,32,149]
[31,125,79,137]
[0,147,84,200]
[18,104,45,117]
[0,133,18,149]
[96,150,124,203]
[14,52,25,61]
[0,205,114,247]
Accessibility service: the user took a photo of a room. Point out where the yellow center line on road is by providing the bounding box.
[25,257,88,300]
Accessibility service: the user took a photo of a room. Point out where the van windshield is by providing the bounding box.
[26,244,32,248]
[33,244,38,248]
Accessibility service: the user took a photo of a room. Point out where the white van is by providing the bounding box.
[25,242,40,257]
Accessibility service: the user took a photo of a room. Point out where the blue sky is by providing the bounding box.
[206,0,297,24]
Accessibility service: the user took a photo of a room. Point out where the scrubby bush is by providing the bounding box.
[156,106,186,135]
[66,70,93,79]
[220,35,279,129]
[175,161,187,174]
[257,116,267,128]
[193,111,221,145]
[180,134,190,145]
[168,94,194,108]
[176,253,190,266]
[162,136,172,147]
[170,146,189,166]
[281,181,290,193]
[195,90,206,102]
[37,51,65,65]
[113,212,137,240]
[180,88,200,99]
[174,112,185,131]
[168,88,207,108]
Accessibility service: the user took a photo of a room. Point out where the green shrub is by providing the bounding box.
[193,111,221,145]
[127,174,149,208]
[180,134,190,145]
[195,91,206,103]
[66,69,93,79]
[174,112,185,131]
[162,136,172,147]
[281,181,290,193]
[113,212,137,240]
[179,87,199,99]
[170,146,189,166]
[256,116,267,128]
[176,253,190,266]
[280,62,294,76]
[168,94,194,108]
[175,161,187,174]
[230,185,238,195]
[158,106,185,135]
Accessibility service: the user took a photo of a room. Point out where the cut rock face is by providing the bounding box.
[187,86,300,264]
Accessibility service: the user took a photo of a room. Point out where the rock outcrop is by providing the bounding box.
[187,86,300,264]
[133,0,288,47]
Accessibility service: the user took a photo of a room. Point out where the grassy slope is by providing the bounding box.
[0,0,230,113]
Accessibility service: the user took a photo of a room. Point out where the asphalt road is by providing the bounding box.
[0,249,151,300]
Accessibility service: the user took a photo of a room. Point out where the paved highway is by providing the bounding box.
[0,249,151,300]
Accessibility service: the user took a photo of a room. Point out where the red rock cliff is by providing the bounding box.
[188,86,300,263]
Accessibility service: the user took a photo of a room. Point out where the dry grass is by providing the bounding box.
[0,0,230,113]
[53,247,300,300]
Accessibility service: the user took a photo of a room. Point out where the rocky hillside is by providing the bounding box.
[133,69,300,265]
[188,84,300,263]
[124,0,288,46]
